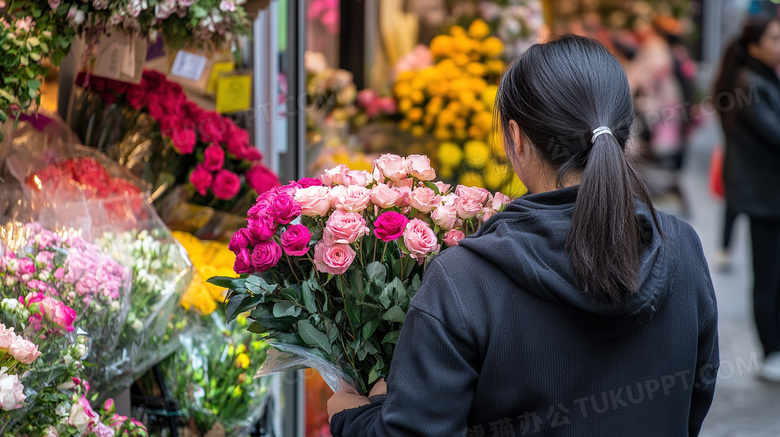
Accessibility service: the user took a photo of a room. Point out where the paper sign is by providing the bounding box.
[216,75,252,114]
[206,62,235,95]
[92,32,146,84]
[170,51,208,82]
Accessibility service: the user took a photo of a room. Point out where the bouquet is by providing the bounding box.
[211,154,511,394]
[71,70,280,239]
[0,227,148,436]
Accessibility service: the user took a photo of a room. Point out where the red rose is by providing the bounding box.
[245,165,279,194]
[170,125,197,155]
[212,169,241,200]
[198,112,225,143]
[240,147,262,162]
[202,143,225,172]
[126,83,147,110]
[189,164,213,196]
[148,98,165,120]
[100,91,119,105]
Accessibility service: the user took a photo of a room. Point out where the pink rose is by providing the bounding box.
[454,197,483,219]
[251,240,282,273]
[492,192,512,211]
[48,0,61,10]
[324,211,369,244]
[229,228,259,253]
[68,395,98,433]
[373,211,410,242]
[328,185,371,213]
[233,249,253,274]
[189,165,213,196]
[18,258,35,275]
[431,205,459,230]
[455,185,491,205]
[444,229,466,246]
[246,165,279,194]
[434,181,452,195]
[294,186,331,217]
[281,224,312,256]
[313,241,356,275]
[9,337,40,364]
[91,423,114,437]
[0,325,17,350]
[343,170,374,187]
[403,219,440,262]
[320,164,349,186]
[394,186,412,208]
[410,187,441,213]
[52,302,76,332]
[390,178,415,190]
[370,184,402,209]
[480,207,495,224]
[380,97,396,113]
[103,399,115,414]
[269,193,302,224]
[405,155,436,181]
[0,370,26,411]
[298,177,323,188]
[212,170,241,200]
[374,154,407,182]
[203,143,226,172]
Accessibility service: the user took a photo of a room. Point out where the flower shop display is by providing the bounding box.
[391,19,518,192]
[0,224,148,436]
[71,69,280,240]
[209,154,512,394]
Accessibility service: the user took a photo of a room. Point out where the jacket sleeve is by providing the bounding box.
[683,224,720,436]
[331,258,480,437]
[735,80,780,146]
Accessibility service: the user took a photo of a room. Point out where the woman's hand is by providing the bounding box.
[327,379,388,423]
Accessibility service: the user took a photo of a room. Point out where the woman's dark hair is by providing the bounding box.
[495,34,660,302]
[714,15,778,100]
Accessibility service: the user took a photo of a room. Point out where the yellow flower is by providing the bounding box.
[465,62,487,77]
[472,111,494,132]
[439,166,454,179]
[438,142,464,168]
[449,25,467,37]
[491,128,506,157]
[453,53,470,67]
[411,126,425,137]
[437,109,456,126]
[468,19,491,40]
[410,90,425,104]
[434,128,452,141]
[398,98,413,113]
[394,82,412,98]
[486,59,506,75]
[481,85,499,108]
[468,125,485,140]
[399,119,412,131]
[180,281,217,316]
[236,316,248,328]
[430,35,454,58]
[465,141,491,168]
[231,386,243,398]
[501,173,529,198]
[458,92,476,109]
[236,343,247,355]
[460,172,485,188]
[236,353,250,369]
[407,107,423,122]
[485,164,511,190]
[481,37,505,58]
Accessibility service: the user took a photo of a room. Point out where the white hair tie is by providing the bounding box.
[591,126,614,143]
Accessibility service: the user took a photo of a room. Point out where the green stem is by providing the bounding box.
[286,255,301,283]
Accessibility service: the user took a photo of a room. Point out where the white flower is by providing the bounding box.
[75,344,88,359]
[219,0,236,12]
[1,298,19,312]
[0,367,26,411]
[132,319,143,332]
[55,401,70,417]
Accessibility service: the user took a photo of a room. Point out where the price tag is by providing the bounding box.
[170,51,208,82]
[92,32,146,84]
[215,74,252,114]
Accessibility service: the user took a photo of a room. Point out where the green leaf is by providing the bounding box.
[345,301,360,326]
[379,285,392,309]
[0,44,9,51]
[365,261,386,283]
[256,315,299,330]
[245,275,277,294]
[279,287,301,303]
[382,306,406,323]
[28,52,42,62]
[368,366,379,384]
[26,79,41,90]
[250,306,271,320]
[423,181,441,195]
[207,276,244,290]
[350,269,364,300]
[39,42,49,52]
[381,330,400,344]
[301,280,317,313]
[361,319,379,340]
[247,321,268,334]
[31,7,42,18]
[0,109,6,123]
[192,5,208,18]
[274,332,305,346]
[226,294,264,322]
[20,56,28,66]
[297,320,332,354]
[273,301,302,318]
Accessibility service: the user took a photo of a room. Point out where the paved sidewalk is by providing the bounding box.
[655,120,780,436]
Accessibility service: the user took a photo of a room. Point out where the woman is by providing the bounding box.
[329,35,718,436]
[714,15,780,382]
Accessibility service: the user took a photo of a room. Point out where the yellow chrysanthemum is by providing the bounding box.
[453,53,470,67]
[465,62,487,78]
[438,142,464,168]
[236,344,247,355]
[449,25,467,37]
[486,59,506,75]
[472,111,494,133]
[485,165,511,190]
[481,37,505,58]
[465,140,491,169]
[407,107,424,122]
[437,109,456,127]
[439,166,454,179]
[180,281,217,316]
[481,85,499,108]
[434,128,452,141]
[501,173,529,198]
[430,35,454,58]
[468,125,485,140]
[410,90,425,104]
[394,82,412,98]
[399,119,412,131]
[468,19,491,40]
[411,126,426,137]
[398,98,413,113]
[491,127,506,157]
[460,172,485,188]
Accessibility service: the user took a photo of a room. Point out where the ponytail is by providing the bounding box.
[566,131,659,301]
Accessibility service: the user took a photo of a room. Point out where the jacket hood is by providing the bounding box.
[458,186,671,325]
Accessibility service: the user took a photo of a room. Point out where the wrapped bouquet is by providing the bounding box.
[212,154,511,394]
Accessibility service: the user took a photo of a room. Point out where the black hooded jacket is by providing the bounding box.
[331,186,719,436]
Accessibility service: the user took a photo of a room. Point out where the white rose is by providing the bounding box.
[0,368,26,411]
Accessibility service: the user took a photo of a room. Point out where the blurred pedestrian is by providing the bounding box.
[714,15,780,382]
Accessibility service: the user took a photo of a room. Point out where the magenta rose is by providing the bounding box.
[198,112,226,143]
[324,210,369,244]
[203,143,226,172]
[269,193,302,225]
[189,165,213,196]
[251,240,282,273]
[281,224,312,256]
[51,302,76,332]
[234,248,253,274]
[170,125,197,155]
[241,147,263,162]
[212,170,241,200]
[373,211,410,242]
[247,214,277,241]
[313,241,356,275]
[444,229,466,246]
[298,177,323,188]
[229,228,260,253]
[403,219,440,263]
[246,165,280,195]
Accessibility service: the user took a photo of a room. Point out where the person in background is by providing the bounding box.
[327,35,718,436]
[714,15,780,382]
